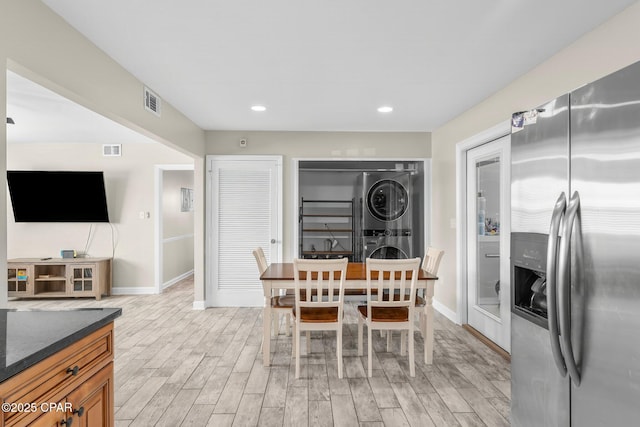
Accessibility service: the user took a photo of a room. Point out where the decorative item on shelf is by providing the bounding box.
[485,216,500,235]
[477,191,486,236]
[61,249,77,259]
[17,269,27,281]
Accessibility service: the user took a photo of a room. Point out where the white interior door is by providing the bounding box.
[466,136,511,351]
[207,155,282,307]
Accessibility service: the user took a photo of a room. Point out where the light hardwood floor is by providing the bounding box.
[8,277,511,426]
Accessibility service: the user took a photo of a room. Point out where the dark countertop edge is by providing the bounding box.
[0,308,122,383]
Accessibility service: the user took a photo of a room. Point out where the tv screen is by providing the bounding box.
[7,171,110,223]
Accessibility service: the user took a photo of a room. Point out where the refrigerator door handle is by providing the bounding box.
[559,191,582,386]
[547,192,568,377]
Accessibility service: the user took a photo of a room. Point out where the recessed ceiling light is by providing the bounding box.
[251,105,266,112]
[377,106,393,113]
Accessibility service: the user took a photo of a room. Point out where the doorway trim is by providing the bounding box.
[455,121,510,324]
[154,163,195,295]
[291,157,431,261]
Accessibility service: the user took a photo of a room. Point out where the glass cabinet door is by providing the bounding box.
[8,266,31,295]
[71,265,95,293]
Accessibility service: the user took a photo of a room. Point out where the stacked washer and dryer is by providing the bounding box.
[356,172,413,261]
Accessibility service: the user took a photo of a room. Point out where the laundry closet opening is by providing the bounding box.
[294,159,430,263]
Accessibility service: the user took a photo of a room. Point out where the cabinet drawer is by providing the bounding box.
[21,398,69,427]
[0,324,113,427]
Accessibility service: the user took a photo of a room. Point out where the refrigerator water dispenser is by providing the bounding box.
[511,232,549,329]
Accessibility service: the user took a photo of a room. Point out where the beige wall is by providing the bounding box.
[207,131,431,258]
[7,143,193,290]
[162,170,195,285]
[0,0,206,304]
[431,2,640,316]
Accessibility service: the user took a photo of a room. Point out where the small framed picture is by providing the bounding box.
[181,187,194,212]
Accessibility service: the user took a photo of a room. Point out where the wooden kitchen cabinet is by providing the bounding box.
[7,258,111,300]
[0,323,115,427]
[66,363,113,427]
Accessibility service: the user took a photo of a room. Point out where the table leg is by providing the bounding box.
[424,283,435,365]
[263,283,272,367]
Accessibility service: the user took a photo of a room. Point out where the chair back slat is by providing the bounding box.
[376,272,384,302]
[305,273,311,302]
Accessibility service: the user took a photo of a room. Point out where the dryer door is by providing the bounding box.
[369,245,408,259]
[366,179,408,222]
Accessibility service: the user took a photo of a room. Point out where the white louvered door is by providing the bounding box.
[207,156,282,306]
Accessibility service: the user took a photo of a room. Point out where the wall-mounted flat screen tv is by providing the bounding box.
[7,171,110,222]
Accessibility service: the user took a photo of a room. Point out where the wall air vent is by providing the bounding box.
[144,86,161,117]
[103,144,122,157]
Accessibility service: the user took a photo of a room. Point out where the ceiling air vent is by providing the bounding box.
[103,144,122,157]
[144,86,161,117]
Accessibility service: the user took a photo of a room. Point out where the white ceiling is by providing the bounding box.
[8,0,638,137]
[6,71,155,144]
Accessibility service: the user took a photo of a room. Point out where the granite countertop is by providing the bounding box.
[0,308,122,382]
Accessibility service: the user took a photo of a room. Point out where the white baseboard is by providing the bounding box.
[162,270,194,290]
[192,300,205,310]
[111,287,157,296]
[433,299,460,325]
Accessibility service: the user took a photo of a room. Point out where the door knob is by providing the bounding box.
[271,239,276,244]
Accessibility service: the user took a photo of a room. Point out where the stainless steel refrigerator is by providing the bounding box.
[510,60,640,426]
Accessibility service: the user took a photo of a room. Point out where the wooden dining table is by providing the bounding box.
[260,262,439,367]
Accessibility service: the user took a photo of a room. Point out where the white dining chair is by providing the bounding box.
[358,257,421,377]
[385,247,444,348]
[416,247,444,336]
[291,257,348,379]
[253,247,293,337]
